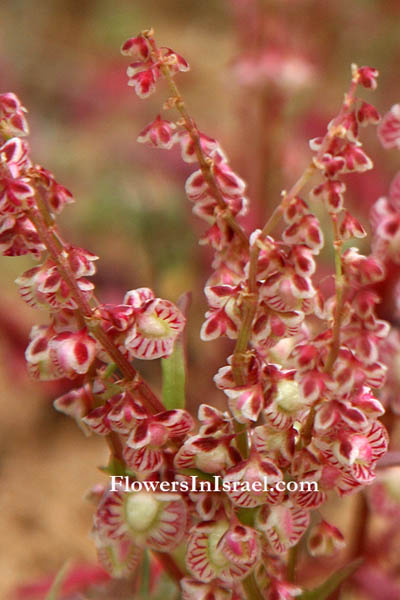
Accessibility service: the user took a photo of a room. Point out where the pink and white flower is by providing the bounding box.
[186,520,258,583]
[175,434,240,474]
[49,329,98,378]
[307,520,345,557]
[123,409,194,472]
[137,115,178,149]
[123,288,185,359]
[95,488,187,551]
[255,501,310,554]
[0,93,29,138]
[223,453,283,508]
[201,284,242,341]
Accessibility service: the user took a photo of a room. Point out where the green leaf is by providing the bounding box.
[45,561,71,600]
[139,550,151,596]
[299,558,363,600]
[161,341,186,410]
[98,456,127,476]
[161,292,191,410]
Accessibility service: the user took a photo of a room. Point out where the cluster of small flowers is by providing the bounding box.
[115,32,390,598]
[0,84,196,582]
[369,105,400,275]
[2,30,394,600]
[0,89,189,370]
[368,105,400,417]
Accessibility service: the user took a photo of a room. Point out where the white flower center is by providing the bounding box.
[138,312,169,338]
[195,445,227,473]
[125,491,159,532]
[276,379,302,412]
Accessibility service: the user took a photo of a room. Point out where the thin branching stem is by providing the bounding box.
[28,201,165,414]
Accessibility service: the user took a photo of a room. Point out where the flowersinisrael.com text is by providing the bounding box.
[110,475,319,494]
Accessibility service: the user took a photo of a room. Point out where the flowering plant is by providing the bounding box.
[3,25,400,600]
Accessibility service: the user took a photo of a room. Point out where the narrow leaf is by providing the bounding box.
[161,292,191,410]
[299,558,363,600]
[139,549,151,596]
[45,561,71,600]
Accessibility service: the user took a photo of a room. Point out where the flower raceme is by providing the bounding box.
[0,27,396,600]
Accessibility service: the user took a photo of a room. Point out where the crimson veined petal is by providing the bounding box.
[82,404,112,435]
[155,409,195,436]
[186,521,254,583]
[161,47,190,72]
[127,67,160,99]
[49,329,98,378]
[188,490,223,521]
[124,287,155,307]
[123,445,164,473]
[25,324,59,380]
[0,93,29,137]
[174,435,238,473]
[0,213,45,258]
[218,522,260,575]
[95,488,187,551]
[137,114,178,149]
[253,426,296,468]
[213,161,247,197]
[93,533,141,579]
[0,137,30,171]
[223,455,283,508]
[307,520,345,557]
[255,502,310,554]
[107,392,148,433]
[121,35,150,60]
[125,297,185,359]
[185,169,208,199]
[53,385,92,429]
[179,131,219,163]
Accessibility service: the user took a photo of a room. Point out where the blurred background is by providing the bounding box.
[1,0,400,597]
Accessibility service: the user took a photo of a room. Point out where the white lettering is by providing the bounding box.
[240,481,251,492]
[110,476,124,492]
[252,481,262,492]
[143,480,159,493]
[299,481,318,492]
[130,480,142,492]
[222,480,232,492]
[179,480,189,492]
[199,480,212,492]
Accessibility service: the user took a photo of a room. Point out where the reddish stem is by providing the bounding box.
[28,205,164,414]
